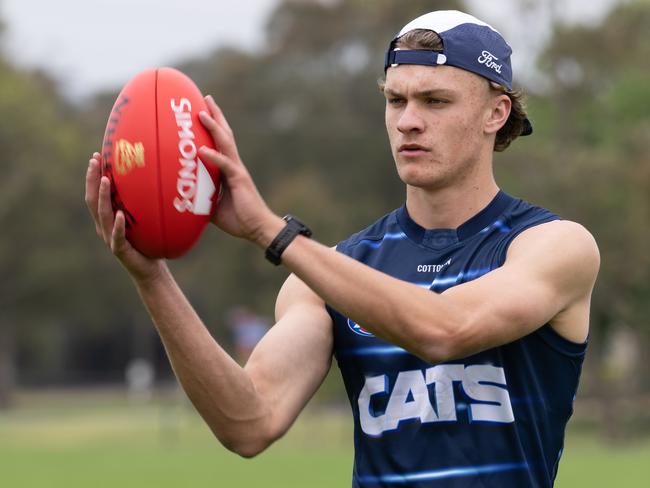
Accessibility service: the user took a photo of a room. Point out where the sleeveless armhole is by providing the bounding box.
[497,215,588,358]
[536,324,588,358]
[496,215,560,266]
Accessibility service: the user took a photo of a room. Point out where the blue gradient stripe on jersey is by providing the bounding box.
[356,232,408,249]
[413,266,495,291]
[337,346,408,357]
[355,461,529,484]
[480,218,512,234]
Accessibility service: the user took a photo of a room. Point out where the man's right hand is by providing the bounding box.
[85,152,167,285]
[85,152,335,459]
[197,96,284,249]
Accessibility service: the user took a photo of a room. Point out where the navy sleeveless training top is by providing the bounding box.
[328,191,587,488]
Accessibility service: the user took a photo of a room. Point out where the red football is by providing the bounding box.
[101,67,220,258]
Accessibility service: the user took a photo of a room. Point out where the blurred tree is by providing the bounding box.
[174,0,464,329]
[0,58,81,406]
[0,38,135,403]
[496,0,650,437]
[3,0,647,431]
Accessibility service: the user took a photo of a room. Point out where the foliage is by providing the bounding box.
[498,0,650,348]
[0,0,647,413]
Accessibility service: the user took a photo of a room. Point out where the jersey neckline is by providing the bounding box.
[396,191,517,250]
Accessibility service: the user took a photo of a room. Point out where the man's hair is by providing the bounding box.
[383,29,528,152]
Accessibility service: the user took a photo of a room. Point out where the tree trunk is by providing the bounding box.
[600,321,641,442]
[0,319,16,410]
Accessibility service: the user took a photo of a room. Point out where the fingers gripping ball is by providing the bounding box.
[101,68,221,258]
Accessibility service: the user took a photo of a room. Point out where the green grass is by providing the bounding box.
[555,430,650,487]
[0,389,353,488]
[1,390,649,487]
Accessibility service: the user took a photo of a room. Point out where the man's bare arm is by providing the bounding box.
[272,219,598,363]
[85,155,333,458]
[134,270,333,458]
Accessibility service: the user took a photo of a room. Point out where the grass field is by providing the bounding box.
[1,389,649,487]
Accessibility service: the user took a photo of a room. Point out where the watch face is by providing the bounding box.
[284,215,312,237]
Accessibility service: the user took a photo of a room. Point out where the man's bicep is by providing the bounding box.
[441,221,599,354]
[245,273,334,440]
[441,262,559,354]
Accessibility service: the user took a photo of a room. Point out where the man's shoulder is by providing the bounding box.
[510,219,599,258]
[337,208,402,253]
[504,194,560,228]
[507,219,600,287]
[492,194,563,255]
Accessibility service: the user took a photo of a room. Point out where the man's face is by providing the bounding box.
[384,64,499,191]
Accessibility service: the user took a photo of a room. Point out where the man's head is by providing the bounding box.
[389,24,531,152]
[381,10,530,191]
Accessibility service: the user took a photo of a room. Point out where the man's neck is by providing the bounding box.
[405,179,500,230]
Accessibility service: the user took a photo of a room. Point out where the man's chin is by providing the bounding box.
[396,166,447,190]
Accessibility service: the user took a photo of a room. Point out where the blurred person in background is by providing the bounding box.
[85,10,599,488]
[227,306,270,364]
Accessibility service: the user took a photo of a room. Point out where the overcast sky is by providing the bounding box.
[0,0,280,98]
[1,0,621,99]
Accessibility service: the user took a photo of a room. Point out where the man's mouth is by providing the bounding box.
[398,144,430,155]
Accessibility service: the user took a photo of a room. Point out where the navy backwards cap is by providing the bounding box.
[385,10,532,136]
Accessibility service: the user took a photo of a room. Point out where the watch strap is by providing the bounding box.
[265,215,312,265]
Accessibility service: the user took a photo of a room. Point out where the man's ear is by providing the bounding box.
[485,94,511,135]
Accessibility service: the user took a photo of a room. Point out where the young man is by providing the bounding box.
[85,10,599,488]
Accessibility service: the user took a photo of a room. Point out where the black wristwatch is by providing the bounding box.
[265,215,313,265]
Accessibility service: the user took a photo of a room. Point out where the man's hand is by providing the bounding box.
[198,96,284,248]
[84,153,166,285]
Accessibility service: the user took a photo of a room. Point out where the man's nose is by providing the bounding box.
[397,103,425,134]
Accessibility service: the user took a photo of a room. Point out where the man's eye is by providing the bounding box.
[427,98,448,105]
[388,98,405,105]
